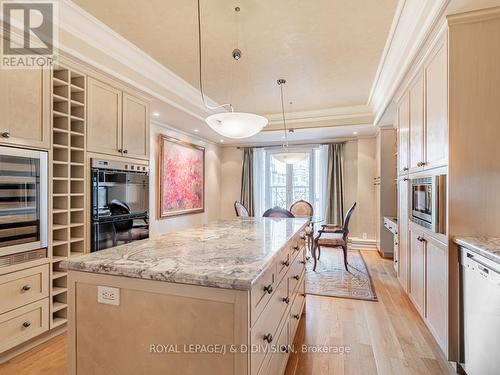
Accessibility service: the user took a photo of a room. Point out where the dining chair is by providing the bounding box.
[234,201,250,217]
[290,200,314,254]
[312,202,356,271]
[262,206,295,218]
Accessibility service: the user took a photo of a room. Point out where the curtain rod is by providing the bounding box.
[236,141,346,150]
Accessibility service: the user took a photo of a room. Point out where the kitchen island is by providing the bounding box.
[62,218,308,375]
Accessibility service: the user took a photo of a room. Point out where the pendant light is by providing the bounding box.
[197,1,268,139]
[273,79,307,164]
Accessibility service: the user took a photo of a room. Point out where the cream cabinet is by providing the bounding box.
[409,227,425,315]
[0,68,50,149]
[425,236,448,353]
[424,42,448,169]
[409,73,425,172]
[397,93,410,175]
[87,77,150,160]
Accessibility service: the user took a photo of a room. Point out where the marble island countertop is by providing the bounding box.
[61,218,308,290]
[455,236,500,265]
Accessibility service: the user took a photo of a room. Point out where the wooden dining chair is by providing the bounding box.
[234,201,250,217]
[290,200,314,254]
[262,206,295,218]
[312,202,356,271]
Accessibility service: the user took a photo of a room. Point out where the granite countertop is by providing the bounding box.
[384,216,398,224]
[61,218,308,290]
[455,236,500,265]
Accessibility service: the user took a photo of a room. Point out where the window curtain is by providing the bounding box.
[240,147,254,216]
[314,145,329,221]
[325,143,345,225]
[253,148,266,217]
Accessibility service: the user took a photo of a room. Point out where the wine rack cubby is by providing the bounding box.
[50,65,87,328]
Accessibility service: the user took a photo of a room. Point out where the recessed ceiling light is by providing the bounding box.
[353,131,358,135]
[220,139,225,143]
[194,129,199,133]
[153,112,160,117]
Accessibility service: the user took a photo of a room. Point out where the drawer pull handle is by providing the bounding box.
[22,321,31,328]
[283,297,290,304]
[292,314,300,320]
[21,284,32,292]
[299,260,306,265]
[1,131,11,138]
[293,246,300,251]
[263,284,273,294]
[263,333,273,343]
[293,275,300,281]
[417,236,426,242]
[403,167,409,171]
[282,260,290,267]
[301,293,306,297]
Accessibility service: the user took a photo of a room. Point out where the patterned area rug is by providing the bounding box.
[306,248,378,301]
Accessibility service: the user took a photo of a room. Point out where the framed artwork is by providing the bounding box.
[158,135,205,218]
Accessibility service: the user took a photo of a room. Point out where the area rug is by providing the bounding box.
[305,248,378,301]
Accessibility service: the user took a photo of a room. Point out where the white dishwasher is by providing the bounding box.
[461,248,500,375]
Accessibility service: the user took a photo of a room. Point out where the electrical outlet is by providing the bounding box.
[97,286,120,306]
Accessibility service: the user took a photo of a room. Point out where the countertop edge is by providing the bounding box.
[454,236,500,265]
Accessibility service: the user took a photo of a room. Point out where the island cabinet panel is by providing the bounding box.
[251,263,278,327]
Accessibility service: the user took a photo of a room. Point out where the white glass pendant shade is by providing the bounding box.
[205,112,268,139]
[273,152,308,164]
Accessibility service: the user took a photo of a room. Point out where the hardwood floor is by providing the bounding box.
[0,251,454,375]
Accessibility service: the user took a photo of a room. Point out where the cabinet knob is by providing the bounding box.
[283,297,290,304]
[293,245,300,251]
[417,236,426,242]
[1,131,11,138]
[293,275,300,281]
[263,333,273,343]
[282,260,290,267]
[299,260,306,265]
[293,314,300,320]
[403,177,409,181]
[118,149,123,153]
[22,321,31,328]
[21,284,32,292]
[263,284,273,294]
[123,149,128,154]
[403,167,409,171]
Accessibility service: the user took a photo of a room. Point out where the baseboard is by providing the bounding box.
[349,238,378,250]
[0,325,66,364]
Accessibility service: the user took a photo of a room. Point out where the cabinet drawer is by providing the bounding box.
[0,265,49,315]
[251,262,277,326]
[276,248,291,283]
[290,280,305,340]
[288,251,305,295]
[250,275,289,375]
[290,235,306,262]
[259,318,290,375]
[0,298,49,353]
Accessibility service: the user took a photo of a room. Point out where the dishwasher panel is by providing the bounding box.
[461,248,500,375]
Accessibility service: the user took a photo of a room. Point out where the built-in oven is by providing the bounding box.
[410,174,446,233]
[0,146,48,264]
[91,159,149,251]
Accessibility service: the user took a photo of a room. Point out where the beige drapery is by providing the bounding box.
[240,147,254,216]
[325,143,345,224]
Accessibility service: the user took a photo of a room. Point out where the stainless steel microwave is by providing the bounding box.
[0,146,48,257]
[410,175,446,233]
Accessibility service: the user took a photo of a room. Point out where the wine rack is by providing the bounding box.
[50,65,87,328]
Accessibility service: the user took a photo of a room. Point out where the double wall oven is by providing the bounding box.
[410,174,446,234]
[0,146,48,265]
[91,159,149,251]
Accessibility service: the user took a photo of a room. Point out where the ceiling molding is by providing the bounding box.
[60,0,220,116]
[367,0,451,125]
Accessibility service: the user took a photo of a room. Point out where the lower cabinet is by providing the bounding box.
[409,228,426,315]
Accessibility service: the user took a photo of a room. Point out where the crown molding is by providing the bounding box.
[368,0,451,125]
[151,119,218,147]
[59,0,220,116]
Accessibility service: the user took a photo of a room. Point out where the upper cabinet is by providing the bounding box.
[87,77,150,160]
[409,73,425,172]
[0,68,50,149]
[397,93,410,175]
[424,43,448,169]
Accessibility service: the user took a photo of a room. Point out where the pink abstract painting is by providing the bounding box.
[158,135,205,218]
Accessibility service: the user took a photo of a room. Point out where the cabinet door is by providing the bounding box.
[425,236,448,353]
[397,178,409,291]
[425,42,448,169]
[122,93,149,160]
[397,93,410,175]
[0,68,50,149]
[87,78,122,156]
[409,228,425,315]
[409,73,425,171]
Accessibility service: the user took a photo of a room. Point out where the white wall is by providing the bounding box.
[149,122,221,238]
